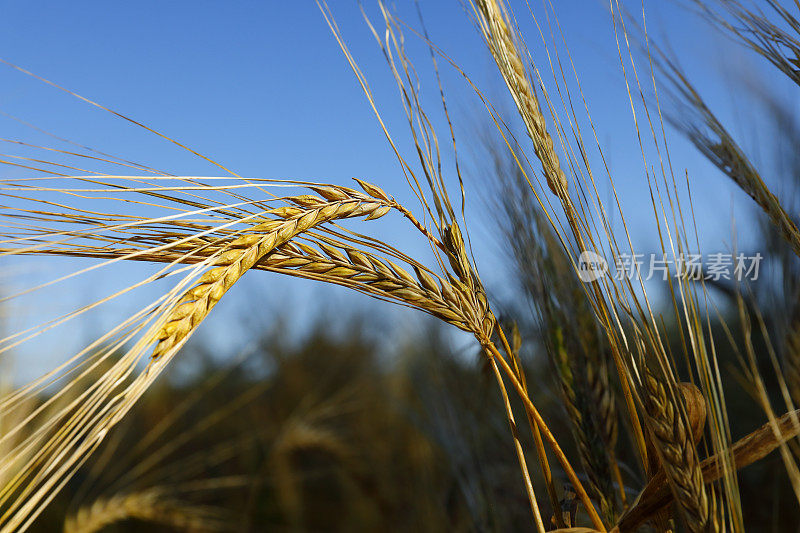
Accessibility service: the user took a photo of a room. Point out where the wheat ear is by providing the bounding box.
[587,348,626,508]
[641,370,712,532]
[150,191,391,359]
[266,241,470,329]
[474,0,653,476]
[472,0,567,199]
[619,408,800,532]
[662,59,800,258]
[271,417,352,526]
[63,489,219,533]
[34,234,473,332]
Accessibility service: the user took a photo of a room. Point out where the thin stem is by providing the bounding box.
[496,323,564,528]
[485,352,547,533]
[483,339,607,532]
[391,202,445,251]
[564,200,649,475]
[611,458,628,508]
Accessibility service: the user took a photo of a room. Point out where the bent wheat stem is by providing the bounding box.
[496,322,564,527]
[482,340,606,532]
[487,356,546,533]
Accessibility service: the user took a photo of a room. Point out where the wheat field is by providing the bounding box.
[1,1,800,531]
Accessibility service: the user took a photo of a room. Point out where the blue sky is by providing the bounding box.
[0,1,789,377]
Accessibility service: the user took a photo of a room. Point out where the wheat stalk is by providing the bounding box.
[471,0,659,494]
[551,328,617,523]
[461,1,610,516]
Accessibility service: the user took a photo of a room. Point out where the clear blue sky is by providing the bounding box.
[0,1,788,378]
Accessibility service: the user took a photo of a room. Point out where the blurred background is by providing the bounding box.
[1,1,799,531]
